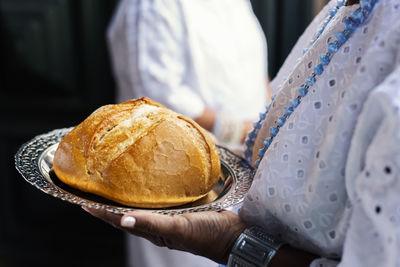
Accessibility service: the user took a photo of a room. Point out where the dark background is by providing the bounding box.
[0,0,326,266]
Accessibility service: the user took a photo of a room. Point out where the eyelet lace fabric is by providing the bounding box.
[240,0,400,266]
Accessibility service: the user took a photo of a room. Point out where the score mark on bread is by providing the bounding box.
[53,97,221,208]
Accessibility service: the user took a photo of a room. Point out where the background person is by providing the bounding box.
[107,0,269,148]
[106,0,269,266]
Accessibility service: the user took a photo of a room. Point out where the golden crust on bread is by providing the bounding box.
[52,97,221,208]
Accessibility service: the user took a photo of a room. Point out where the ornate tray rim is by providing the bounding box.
[15,128,254,215]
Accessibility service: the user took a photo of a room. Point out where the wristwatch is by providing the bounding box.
[227,226,285,267]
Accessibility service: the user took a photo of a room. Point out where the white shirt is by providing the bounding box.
[240,1,400,266]
[107,0,267,121]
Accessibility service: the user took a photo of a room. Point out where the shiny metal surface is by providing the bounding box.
[15,128,254,215]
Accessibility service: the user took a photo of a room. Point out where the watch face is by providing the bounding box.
[228,226,283,267]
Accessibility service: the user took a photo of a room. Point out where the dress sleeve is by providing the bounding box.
[112,0,205,118]
[311,64,400,267]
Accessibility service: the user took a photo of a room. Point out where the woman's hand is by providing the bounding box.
[83,208,246,264]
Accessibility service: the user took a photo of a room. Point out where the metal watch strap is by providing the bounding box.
[227,226,284,267]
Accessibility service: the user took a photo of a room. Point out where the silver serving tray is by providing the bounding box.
[15,128,254,215]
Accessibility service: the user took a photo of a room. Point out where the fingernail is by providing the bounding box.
[121,216,136,228]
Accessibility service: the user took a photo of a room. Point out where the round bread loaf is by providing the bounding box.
[53,97,221,208]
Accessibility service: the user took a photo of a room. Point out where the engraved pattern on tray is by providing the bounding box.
[15,128,254,215]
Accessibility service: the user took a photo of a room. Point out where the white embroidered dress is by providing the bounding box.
[240,0,400,266]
